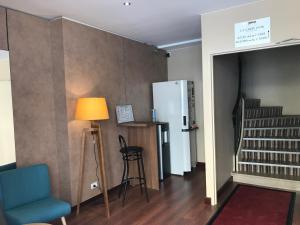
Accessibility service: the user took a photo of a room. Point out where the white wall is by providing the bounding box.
[0,52,16,166]
[0,57,10,81]
[167,44,205,163]
[201,0,300,204]
[242,45,300,114]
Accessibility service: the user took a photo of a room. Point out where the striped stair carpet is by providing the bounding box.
[237,99,300,180]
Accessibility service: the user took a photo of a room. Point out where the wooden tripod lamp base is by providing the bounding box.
[75,98,110,218]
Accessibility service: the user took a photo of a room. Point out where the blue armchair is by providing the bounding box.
[0,164,71,225]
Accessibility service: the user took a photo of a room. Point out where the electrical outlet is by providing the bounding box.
[91,181,98,190]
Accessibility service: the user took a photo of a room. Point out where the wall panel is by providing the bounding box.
[50,18,72,201]
[242,45,300,115]
[167,45,205,163]
[7,10,60,197]
[62,19,127,203]
[201,0,300,204]
[62,19,167,204]
[0,7,8,50]
[0,8,167,204]
[213,54,239,189]
[124,39,167,121]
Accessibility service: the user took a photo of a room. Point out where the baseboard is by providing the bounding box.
[196,162,205,170]
[204,176,233,205]
[72,184,121,211]
[204,197,211,205]
[217,176,233,197]
[232,172,300,192]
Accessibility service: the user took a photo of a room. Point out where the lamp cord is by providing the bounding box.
[92,134,101,192]
[92,134,119,203]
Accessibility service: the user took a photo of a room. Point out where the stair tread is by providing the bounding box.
[242,149,300,154]
[245,103,260,106]
[236,100,300,180]
[245,106,282,109]
[239,159,300,168]
[244,126,300,130]
[245,115,300,121]
[243,137,300,141]
[233,171,300,181]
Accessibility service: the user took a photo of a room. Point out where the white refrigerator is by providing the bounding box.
[152,80,197,176]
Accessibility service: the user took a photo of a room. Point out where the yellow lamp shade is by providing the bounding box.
[75,97,109,121]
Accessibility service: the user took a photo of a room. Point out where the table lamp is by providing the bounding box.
[75,97,110,218]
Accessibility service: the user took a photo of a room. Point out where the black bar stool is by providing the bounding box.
[118,135,149,206]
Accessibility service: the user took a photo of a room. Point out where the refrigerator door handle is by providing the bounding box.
[183,116,187,126]
[181,127,199,132]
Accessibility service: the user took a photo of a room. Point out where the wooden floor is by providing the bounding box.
[53,166,300,225]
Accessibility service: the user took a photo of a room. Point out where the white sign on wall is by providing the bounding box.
[116,104,135,124]
[235,17,271,48]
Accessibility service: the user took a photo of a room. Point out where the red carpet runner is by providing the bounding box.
[207,185,295,225]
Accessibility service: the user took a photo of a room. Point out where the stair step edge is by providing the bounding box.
[245,115,300,121]
[241,149,300,154]
[244,127,300,130]
[243,137,300,141]
[238,161,300,168]
[232,172,300,183]
[245,106,283,109]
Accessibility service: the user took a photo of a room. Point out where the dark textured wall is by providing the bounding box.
[7,10,61,197]
[61,19,167,204]
[0,7,8,50]
[62,19,128,203]
[0,9,167,204]
[50,19,72,201]
[124,39,168,121]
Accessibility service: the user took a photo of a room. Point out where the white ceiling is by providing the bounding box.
[0,0,258,47]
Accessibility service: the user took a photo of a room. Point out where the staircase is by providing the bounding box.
[232,98,300,191]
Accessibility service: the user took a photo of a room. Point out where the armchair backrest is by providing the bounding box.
[0,205,7,225]
[118,135,128,150]
[0,164,51,210]
[0,163,16,173]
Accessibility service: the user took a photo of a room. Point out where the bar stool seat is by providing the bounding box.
[118,135,149,206]
[120,146,143,154]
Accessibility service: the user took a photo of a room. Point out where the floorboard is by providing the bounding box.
[52,166,300,225]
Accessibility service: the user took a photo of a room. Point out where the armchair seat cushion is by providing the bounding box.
[5,197,71,225]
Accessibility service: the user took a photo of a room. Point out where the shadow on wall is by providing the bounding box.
[241,44,300,115]
[213,53,239,190]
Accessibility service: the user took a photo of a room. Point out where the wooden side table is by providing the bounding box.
[119,122,159,190]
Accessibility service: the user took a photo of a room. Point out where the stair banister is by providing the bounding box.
[235,97,245,172]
